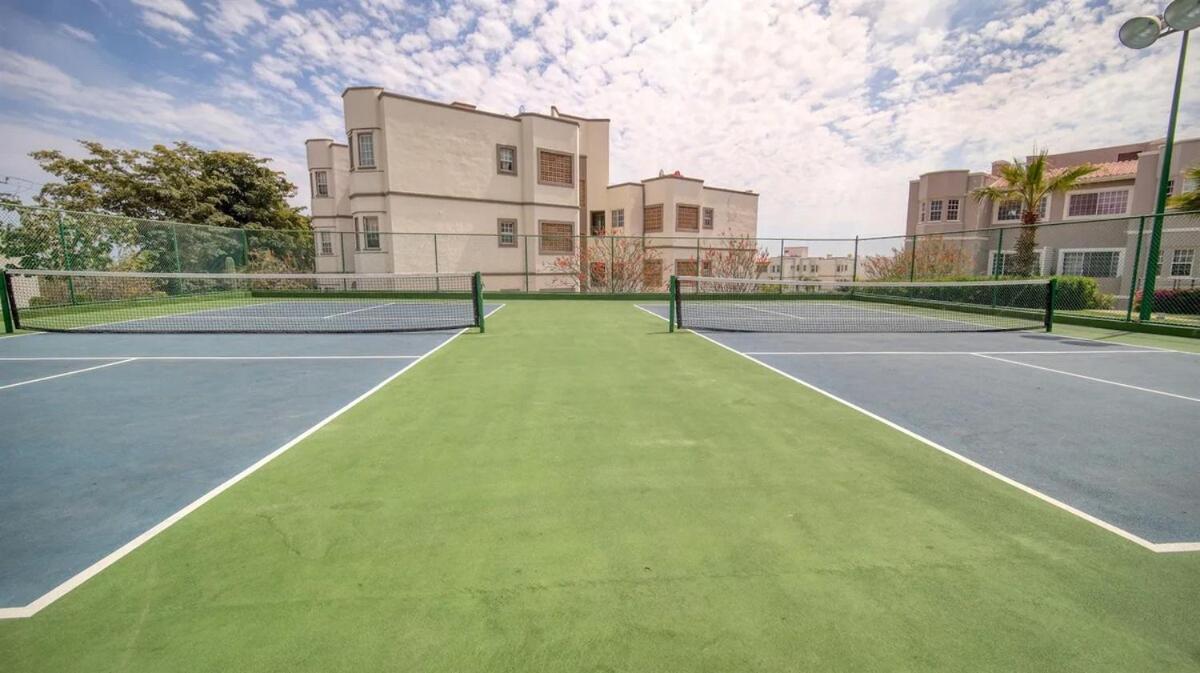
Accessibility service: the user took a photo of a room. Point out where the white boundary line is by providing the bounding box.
[321,302,398,319]
[0,316,495,620]
[743,350,1165,356]
[630,303,1199,554]
[0,358,137,391]
[972,353,1200,403]
[0,356,423,361]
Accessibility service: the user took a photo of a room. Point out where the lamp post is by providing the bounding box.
[1119,0,1200,321]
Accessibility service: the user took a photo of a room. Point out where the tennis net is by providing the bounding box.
[2,269,485,333]
[671,276,1054,333]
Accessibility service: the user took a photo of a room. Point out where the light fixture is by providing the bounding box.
[1119,15,1165,49]
[1164,0,1200,31]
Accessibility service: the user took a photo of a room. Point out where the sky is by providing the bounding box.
[0,0,1197,239]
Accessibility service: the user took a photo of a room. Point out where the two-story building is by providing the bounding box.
[306,88,759,291]
[762,246,854,282]
[905,138,1200,305]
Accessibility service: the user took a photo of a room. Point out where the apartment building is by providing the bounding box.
[906,138,1200,304]
[763,246,854,282]
[306,88,759,291]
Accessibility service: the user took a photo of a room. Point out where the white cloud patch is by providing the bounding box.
[206,0,268,36]
[59,24,98,43]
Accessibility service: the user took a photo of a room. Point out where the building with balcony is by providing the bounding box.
[306,88,758,290]
[905,138,1200,304]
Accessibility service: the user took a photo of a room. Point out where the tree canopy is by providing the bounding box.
[31,141,309,231]
[1168,165,1200,212]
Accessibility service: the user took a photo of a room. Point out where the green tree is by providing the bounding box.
[27,141,312,272]
[971,150,1097,276]
[1168,165,1200,212]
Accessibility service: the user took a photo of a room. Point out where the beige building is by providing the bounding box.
[306,88,759,291]
[763,246,854,282]
[906,138,1200,303]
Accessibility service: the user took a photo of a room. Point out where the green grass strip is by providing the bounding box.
[1,301,1198,671]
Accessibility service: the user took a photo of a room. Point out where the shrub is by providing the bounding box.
[1052,276,1113,311]
[1133,287,1200,315]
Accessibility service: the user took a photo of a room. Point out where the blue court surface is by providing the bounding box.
[637,304,1200,552]
[0,308,498,613]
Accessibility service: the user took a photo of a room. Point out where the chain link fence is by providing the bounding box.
[3,203,1199,329]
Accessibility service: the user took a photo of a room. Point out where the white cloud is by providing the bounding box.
[428,16,460,41]
[59,24,98,43]
[131,0,197,21]
[206,0,268,36]
[139,9,194,38]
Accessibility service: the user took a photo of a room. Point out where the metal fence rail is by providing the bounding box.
[3,203,1198,329]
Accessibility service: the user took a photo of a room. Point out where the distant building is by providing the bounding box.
[762,246,854,282]
[906,138,1200,304]
[306,88,759,290]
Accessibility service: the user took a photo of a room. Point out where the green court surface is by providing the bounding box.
[2,301,1198,672]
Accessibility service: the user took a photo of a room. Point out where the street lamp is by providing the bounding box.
[1119,0,1200,321]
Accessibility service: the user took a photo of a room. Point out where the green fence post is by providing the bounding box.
[239,228,249,269]
[779,239,785,280]
[695,238,701,273]
[1045,277,1057,332]
[473,271,485,333]
[668,275,677,332]
[1,271,14,333]
[433,234,440,292]
[609,236,615,293]
[523,235,530,292]
[171,223,182,272]
[993,228,1004,276]
[1126,216,1146,322]
[908,234,917,282]
[56,211,76,305]
[851,236,859,282]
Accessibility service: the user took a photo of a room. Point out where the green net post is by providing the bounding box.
[473,271,485,333]
[1,271,14,333]
[1045,277,1057,332]
[1126,216,1146,322]
[56,211,76,305]
[668,275,677,333]
[851,236,859,281]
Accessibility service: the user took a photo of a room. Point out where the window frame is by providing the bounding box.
[496,144,517,176]
[988,248,1048,276]
[537,220,574,255]
[1063,187,1131,220]
[611,209,625,230]
[359,215,382,251]
[702,207,714,230]
[497,218,518,248]
[1169,248,1194,277]
[993,196,1050,223]
[318,230,334,256]
[928,199,943,222]
[919,201,926,223]
[1057,247,1124,278]
[536,148,574,187]
[945,198,960,222]
[642,258,662,288]
[643,204,664,233]
[313,170,330,198]
[355,131,376,170]
[676,203,700,232]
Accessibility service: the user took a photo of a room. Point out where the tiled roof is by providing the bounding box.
[989,160,1138,188]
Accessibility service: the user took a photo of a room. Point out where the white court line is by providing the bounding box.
[0,322,478,620]
[68,300,280,331]
[321,302,399,319]
[743,350,1165,356]
[972,353,1200,404]
[733,303,812,320]
[0,358,137,391]
[0,356,422,361]
[631,304,1199,554]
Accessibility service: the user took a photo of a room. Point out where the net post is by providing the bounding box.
[1044,277,1057,332]
[472,271,485,333]
[851,236,859,282]
[668,275,677,333]
[1,271,14,333]
[1126,215,1145,322]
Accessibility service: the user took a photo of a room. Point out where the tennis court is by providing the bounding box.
[2,280,1199,671]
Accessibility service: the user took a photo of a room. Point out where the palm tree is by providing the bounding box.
[1168,165,1200,212]
[971,150,1097,276]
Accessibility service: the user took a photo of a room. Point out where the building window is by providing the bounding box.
[1171,249,1194,277]
[928,199,943,222]
[356,132,375,169]
[537,149,573,186]
[700,259,712,276]
[1066,189,1129,217]
[313,171,329,197]
[990,249,1047,276]
[318,231,333,256]
[590,211,605,236]
[1060,249,1122,277]
[919,201,926,222]
[611,209,625,230]
[1116,151,1141,161]
[497,219,517,247]
[496,145,517,175]
[1167,179,1175,195]
[702,207,714,229]
[996,196,1048,222]
[538,221,573,254]
[644,204,663,233]
[946,198,960,221]
[676,204,699,232]
[675,259,698,276]
[643,258,662,288]
[360,216,381,250]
